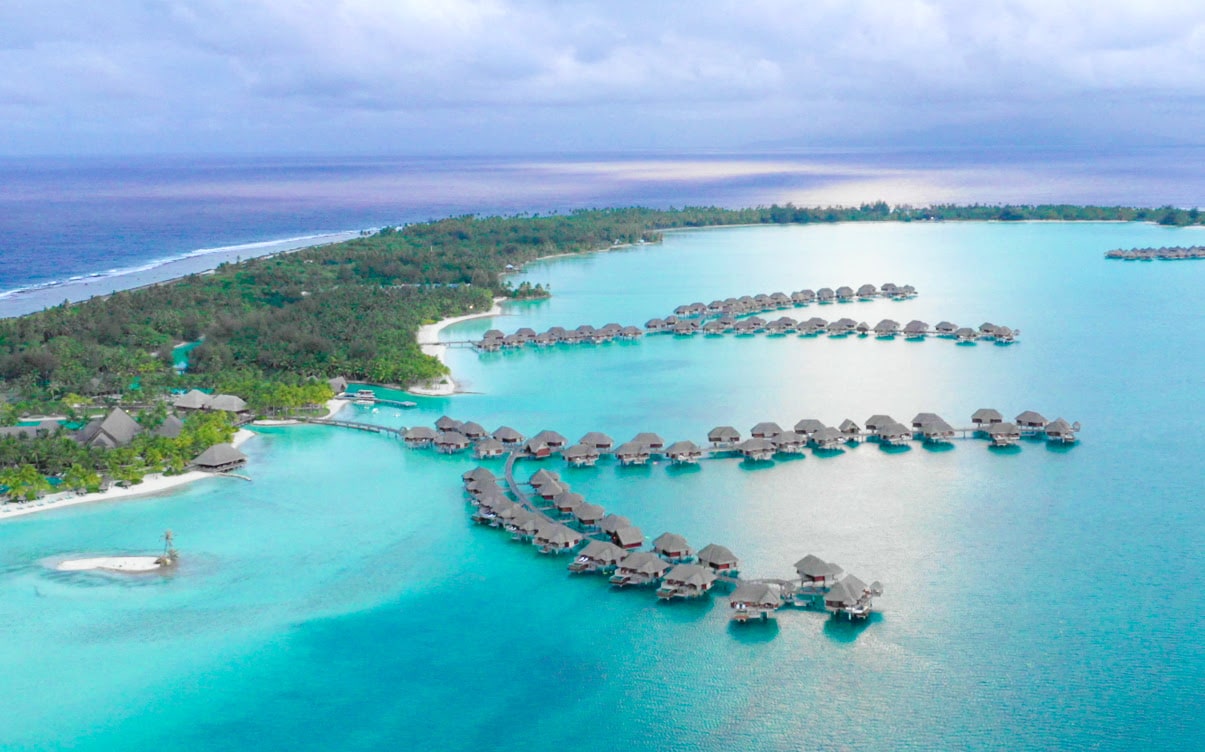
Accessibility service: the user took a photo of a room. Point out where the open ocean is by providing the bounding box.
[1,153,1204,750]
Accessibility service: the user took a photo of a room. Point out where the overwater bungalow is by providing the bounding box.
[514,327,537,343]
[954,327,977,343]
[812,426,846,450]
[404,426,438,448]
[563,444,601,467]
[796,289,817,304]
[708,426,741,448]
[501,333,524,348]
[835,285,855,302]
[817,287,836,303]
[707,299,727,314]
[838,418,862,442]
[611,525,645,550]
[876,422,913,446]
[492,426,525,445]
[696,543,739,574]
[827,318,857,335]
[434,431,471,454]
[703,320,728,335]
[864,415,896,433]
[1044,417,1081,444]
[971,408,1003,427]
[904,320,929,338]
[766,316,797,335]
[897,284,917,298]
[1015,411,1048,430]
[614,441,652,466]
[978,322,998,337]
[794,554,844,586]
[632,432,665,452]
[473,438,506,459]
[733,319,760,335]
[665,440,704,464]
[873,319,900,337]
[569,540,628,573]
[462,466,495,485]
[573,502,606,528]
[987,422,1022,447]
[750,422,783,439]
[535,478,566,500]
[511,512,543,541]
[599,514,632,536]
[645,317,668,332]
[483,329,505,341]
[855,321,871,335]
[598,323,622,339]
[794,418,826,437]
[530,430,567,449]
[491,502,527,528]
[729,582,783,621]
[993,326,1017,343]
[773,431,808,454]
[912,413,955,442]
[609,552,670,587]
[458,421,488,441]
[618,325,643,339]
[652,533,694,562]
[657,564,717,599]
[531,332,555,347]
[528,468,561,489]
[672,321,699,336]
[824,575,882,619]
[880,282,899,296]
[552,490,585,515]
[737,438,776,461]
[935,321,958,336]
[857,283,878,299]
[770,292,792,308]
[575,324,597,340]
[523,439,552,458]
[754,294,774,310]
[673,304,692,317]
[192,443,247,473]
[476,337,502,351]
[533,523,584,554]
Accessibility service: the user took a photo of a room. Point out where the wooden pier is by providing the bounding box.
[298,417,406,438]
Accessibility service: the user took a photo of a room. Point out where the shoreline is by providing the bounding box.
[409,299,505,396]
[0,428,257,522]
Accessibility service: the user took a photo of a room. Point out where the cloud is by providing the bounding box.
[0,0,1203,153]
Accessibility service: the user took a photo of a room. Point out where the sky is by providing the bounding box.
[2,0,1205,155]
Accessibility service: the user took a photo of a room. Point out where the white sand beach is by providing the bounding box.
[252,397,347,426]
[409,299,504,396]
[0,428,256,522]
[55,556,164,573]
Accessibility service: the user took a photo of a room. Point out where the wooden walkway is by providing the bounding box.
[299,417,406,437]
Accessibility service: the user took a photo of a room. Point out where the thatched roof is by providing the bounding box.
[664,563,716,587]
[76,408,142,448]
[193,443,246,469]
[794,554,843,578]
[578,539,626,565]
[972,408,1003,423]
[730,582,781,608]
[154,415,185,439]
[173,389,211,409]
[696,543,738,569]
[652,532,692,556]
[599,514,632,534]
[208,394,248,412]
[617,551,669,576]
[708,426,740,442]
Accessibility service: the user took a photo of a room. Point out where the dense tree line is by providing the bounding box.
[2,204,1200,418]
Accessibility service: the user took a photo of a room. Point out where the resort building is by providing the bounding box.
[403,426,437,448]
[729,582,783,621]
[696,543,739,574]
[492,426,525,446]
[579,432,614,451]
[665,440,704,464]
[474,438,506,459]
[192,443,247,473]
[610,525,645,550]
[750,422,783,439]
[1045,418,1080,443]
[533,523,583,554]
[656,564,717,599]
[737,438,776,461]
[563,444,601,467]
[794,554,844,586]
[988,422,1022,447]
[708,426,741,448]
[75,408,142,449]
[608,552,671,587]
[971,408,1004,427]
[569,540,628,573]
[652,532,694,562]
[1015,411,1048,430]
[614,442,651,466]
[434,431,471,454]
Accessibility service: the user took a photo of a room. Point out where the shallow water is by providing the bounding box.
[1,222,1202,750]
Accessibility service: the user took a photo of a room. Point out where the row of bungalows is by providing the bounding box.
[1104,246,1205,261]
[670,283,920,322]
[172,390,250,416]
[476,323,643,350]
[791,554,884,620]
[933,321,1019,343]
[405,419,536,457]
[971,409,1081,445]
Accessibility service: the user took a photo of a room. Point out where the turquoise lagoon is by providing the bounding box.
[1,222,1203,750]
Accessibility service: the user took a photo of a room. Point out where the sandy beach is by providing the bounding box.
[252,397,347,426]
[409,299,505,396]
[55,556,164,573]
[0,428,256,522]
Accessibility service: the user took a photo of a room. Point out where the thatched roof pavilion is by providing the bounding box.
[988,422,1022,446]
[552,490,585,514]
[737,437,775,461]
[434,431,471,454]
[573,502,606,526]
[1044,418,1080,443]
[614,441,651,466]
[531,429,567,448]
[904,320,929,337]
[864,415,895,432]
[563,444,600,467]
[192,443,247,472]
[462,466,495,484]
[458,421,488,440]
[813,426,846,449]
[935,321,957,334]
[569,539,628,572]
[729,582,782,620]
[609,551,669,586]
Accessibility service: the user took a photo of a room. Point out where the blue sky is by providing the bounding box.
[2,0,1203,155]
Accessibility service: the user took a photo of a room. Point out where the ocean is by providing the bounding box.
[3,147,1205,317]
[0,154,1204,750]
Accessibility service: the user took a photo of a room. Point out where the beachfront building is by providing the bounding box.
[192,443,247,473]
[665,440,704,465]
[708,426,741,449]
[656,564,717,599]
[729,582,783,621]
[75,408,142,449]
[696,543,739,575]
[208,395,248,414]
[569,540,628,573]
[609,552,670,587]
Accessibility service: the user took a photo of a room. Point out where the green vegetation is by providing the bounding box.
[2,203,1200,421]
[0,411,236,500]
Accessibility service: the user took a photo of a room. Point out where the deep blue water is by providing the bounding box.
[4,147,1205,316]
[1,219,1203,750]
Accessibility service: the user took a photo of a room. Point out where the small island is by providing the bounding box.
[55,531,178,573]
